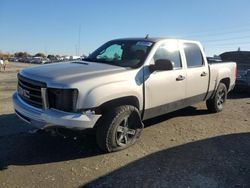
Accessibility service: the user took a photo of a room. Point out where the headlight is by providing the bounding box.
[48,88,78,112]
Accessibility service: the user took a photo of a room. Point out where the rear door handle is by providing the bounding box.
[176,75,185,81]
[201,72,207,77]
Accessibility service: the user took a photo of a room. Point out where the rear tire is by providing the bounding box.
[206,83,228,113]
[96,105,143,152]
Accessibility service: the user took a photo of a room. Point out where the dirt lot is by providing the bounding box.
[0,62,250,188]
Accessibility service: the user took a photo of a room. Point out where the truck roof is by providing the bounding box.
[112,37,198,43]
[112,37,164,42]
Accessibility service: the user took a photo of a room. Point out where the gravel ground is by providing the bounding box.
[0,62,250,188]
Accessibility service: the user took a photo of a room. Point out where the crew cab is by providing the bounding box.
[13,38,236,152]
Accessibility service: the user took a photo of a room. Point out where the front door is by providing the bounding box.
[144,40,186,119]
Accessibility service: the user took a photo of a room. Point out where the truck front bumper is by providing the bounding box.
[12,92,102,130]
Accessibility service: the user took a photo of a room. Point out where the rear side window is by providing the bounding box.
[184,43,204,68]
[153,41,182,69]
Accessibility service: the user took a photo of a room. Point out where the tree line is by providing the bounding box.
[0,51,62,59]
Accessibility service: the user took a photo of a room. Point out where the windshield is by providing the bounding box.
[85,40,154,68]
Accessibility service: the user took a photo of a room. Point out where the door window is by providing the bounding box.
[184,43,204,68]
[153,41,182,69]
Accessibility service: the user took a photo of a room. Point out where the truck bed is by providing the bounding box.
[207,62,236,99]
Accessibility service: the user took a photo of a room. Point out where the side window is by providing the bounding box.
[97,44,122,61]
[153,41,182,69]
[184,43,204,67]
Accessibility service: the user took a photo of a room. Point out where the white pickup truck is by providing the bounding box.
[13,38,236,152]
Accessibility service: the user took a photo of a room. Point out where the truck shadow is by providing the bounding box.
[84,133,250,188]
[0,114,102,170]
[0,105,217,170]
[0,102,245,170]
[144,106,208,128]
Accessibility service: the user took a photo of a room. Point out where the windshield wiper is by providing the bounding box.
[96,60,124,67]
[84,58,126,67]
[83,58,96,62]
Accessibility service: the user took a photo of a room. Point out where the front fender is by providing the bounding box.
[77,80,143,111]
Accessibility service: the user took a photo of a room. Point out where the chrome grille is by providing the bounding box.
[17,74,46,108]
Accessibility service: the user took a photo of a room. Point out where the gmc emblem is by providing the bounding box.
[18,86,30,98]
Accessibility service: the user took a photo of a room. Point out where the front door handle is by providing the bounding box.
[201,72,207,77]
[176,75,185,81]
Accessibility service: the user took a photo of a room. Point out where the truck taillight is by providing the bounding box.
[235,65,237,78]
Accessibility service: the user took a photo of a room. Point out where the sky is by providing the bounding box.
[0,0,250,56]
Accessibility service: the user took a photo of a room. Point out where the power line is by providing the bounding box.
[183,28,250,38]
[215,41,250,46]
[205,42,250,48]
[179,23,250,38]
[202,35,250,43]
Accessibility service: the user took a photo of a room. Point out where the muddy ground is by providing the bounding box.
[0,62,250,188]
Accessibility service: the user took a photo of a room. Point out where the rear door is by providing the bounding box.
[183,43,209,103]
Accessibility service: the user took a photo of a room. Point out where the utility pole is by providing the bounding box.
[78,25,81,56]
[44,45,48,56]
[75,45,77,56]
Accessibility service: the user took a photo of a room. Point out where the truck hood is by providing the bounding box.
[20,61,127,86]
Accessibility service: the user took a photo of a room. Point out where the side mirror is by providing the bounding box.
[149,59,174,72]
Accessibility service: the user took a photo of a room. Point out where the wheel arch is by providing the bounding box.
[219,77,230,91]
[95,96,140,114]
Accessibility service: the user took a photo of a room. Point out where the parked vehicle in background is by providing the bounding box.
[247,69,250,94]
[8,57,19,62]
[13,38,236,152]
[40,58,51,64]
[62,56,71,61]
[220,51,250,92]
[56,56,64,61]
[207,56,222,64]
[33,57,43,64]
[70,56,81,60]
[47,55,66,63]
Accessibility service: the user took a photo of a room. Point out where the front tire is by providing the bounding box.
[96,105,143,152]
[206,83,228,113]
